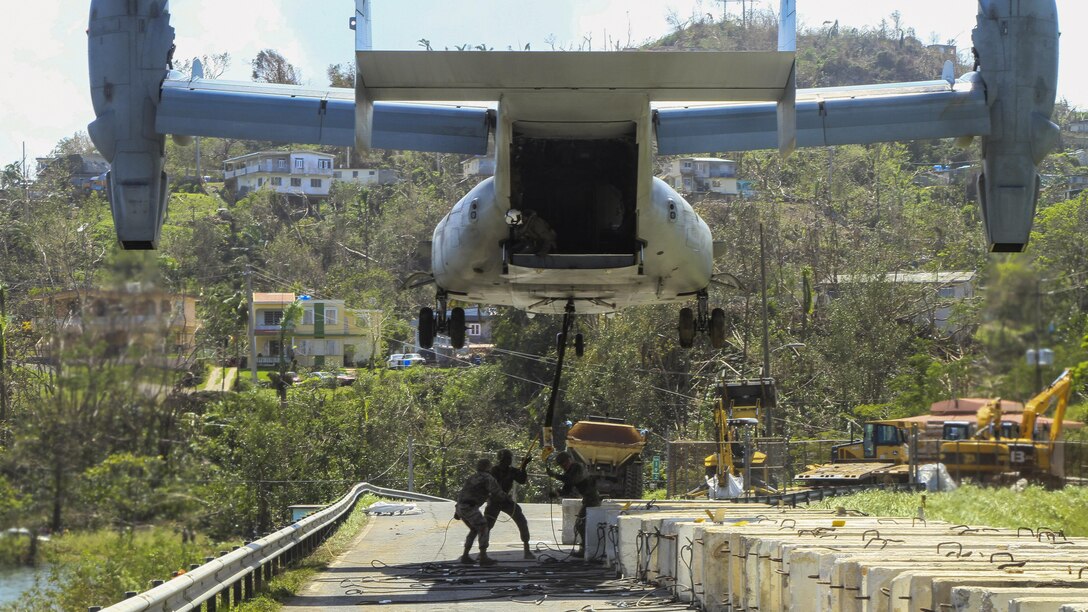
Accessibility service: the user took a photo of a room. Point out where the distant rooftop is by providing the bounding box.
[253,292,296,303]
[682,157,735,164]
[224,150,335,163]
[827,271,975,285]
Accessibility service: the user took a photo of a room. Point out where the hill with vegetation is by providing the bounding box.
[1,11,1087,607]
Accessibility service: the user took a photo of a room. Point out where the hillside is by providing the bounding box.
[0,14,1085,606]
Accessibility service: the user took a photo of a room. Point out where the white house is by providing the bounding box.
[224,151,399,198]
[661,157,738,196]
[819,271,976,332]
[332,167,399,186]
[461,156,496,178]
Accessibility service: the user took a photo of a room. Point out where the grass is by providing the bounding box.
[811,484,1088,536]
[8,526,219,611]
[233,494,379,611]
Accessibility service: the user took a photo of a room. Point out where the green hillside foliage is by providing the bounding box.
[1,9,1088,606]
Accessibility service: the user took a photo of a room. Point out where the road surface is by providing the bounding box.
[283,501,687,610]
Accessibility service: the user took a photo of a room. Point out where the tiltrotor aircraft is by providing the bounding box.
[88,0,1059,349]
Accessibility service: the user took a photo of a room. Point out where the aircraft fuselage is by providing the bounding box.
[432,91,713,314]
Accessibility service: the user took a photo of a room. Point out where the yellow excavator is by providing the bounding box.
[939,369,1073,484]
[698,379,774,498]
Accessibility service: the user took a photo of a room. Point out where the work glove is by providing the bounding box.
[453,510,460,521]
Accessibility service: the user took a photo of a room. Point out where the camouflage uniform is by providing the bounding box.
[484,459,531,544]
[513,210,557,256]
[550,457,601,552]
[456,469,503,554]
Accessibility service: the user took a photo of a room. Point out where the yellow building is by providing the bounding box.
[251,293,381,369]
[36,286,200,359]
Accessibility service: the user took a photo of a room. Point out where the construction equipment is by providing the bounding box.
[940,369,1074,483]
[701,379,776,498]
[564,417,646,499]
[795,420,913,486]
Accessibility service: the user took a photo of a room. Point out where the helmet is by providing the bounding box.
[497,449,513,465]
[505,208,523,226]
[476,457,493,472]
[554,451,572,466]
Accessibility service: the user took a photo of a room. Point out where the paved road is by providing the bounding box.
[283,501,687,611]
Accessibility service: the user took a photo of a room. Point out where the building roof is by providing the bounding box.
[825,271,975,285]
[928,397,1025,415]
[682,157,735,164]
[41,287,196,301]
[896,413,1078,429]
[253,292,296,304]
[224,150,335,163]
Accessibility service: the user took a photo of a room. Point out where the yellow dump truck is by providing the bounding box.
[565,417,647,499]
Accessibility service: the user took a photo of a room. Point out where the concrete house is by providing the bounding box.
[35,153,110,192]
[36,285,200,359]
[251,293,381,368]
[223,151,336,198]
[461,156,496,178]
[224,151,399,199]
[331,167,399,186]
[818,271,976,333]
[661,157,738,196]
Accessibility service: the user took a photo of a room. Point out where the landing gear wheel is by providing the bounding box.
[450,307,466,349]
[556,332,566,353]
[678,307,695,348]
[418,307,435,349]
[574,333,585,357]
[622,462,645,499]
[709,308,726,349]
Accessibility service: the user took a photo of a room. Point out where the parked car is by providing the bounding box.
[336,370,357,387]
[299,371,338,388]
[386,353,426,369]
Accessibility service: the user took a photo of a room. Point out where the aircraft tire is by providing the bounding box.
[678,307,695,348]
[709,308,726,348]
[418,307,435,349]
[575,333,585,357]
[450,307,466,349]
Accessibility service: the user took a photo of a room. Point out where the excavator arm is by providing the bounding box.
[1021,369,1073,442]
[974,398,1002,440]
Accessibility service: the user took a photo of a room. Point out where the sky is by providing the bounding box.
[1,0,1085,171]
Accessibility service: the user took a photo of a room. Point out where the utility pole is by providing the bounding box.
[246,266,258,383]
[0,283,8,436]
[407,433,415,492]
[759,224,773,437]
[1034,278,1044,394]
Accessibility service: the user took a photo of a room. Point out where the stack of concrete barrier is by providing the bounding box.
[575,500,1088,611]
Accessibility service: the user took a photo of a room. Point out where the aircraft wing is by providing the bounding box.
[655,75,990,154]
[88,0,1057,253]
[157,78,490,155]
[353,49,797,150]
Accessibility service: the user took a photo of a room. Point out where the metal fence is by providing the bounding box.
[666,437,1088,496]
[94,483,450,612]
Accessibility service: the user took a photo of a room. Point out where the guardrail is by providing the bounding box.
[94,483,450,612]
